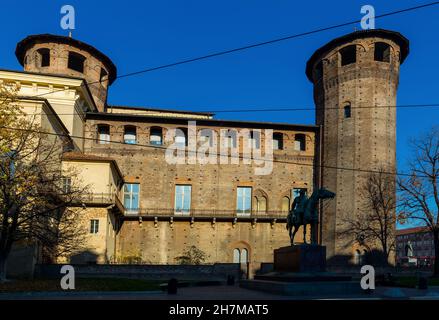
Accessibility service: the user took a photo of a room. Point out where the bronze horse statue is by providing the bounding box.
[286,187,335,245]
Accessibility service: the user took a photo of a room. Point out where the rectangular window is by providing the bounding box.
[294,134,306,151]
[236,187,252,215]
[340,45,356,66]
[273,133,283,150]
[248,131,260,149]
[175,185,191,215]
[374,42,391,63]
[124,183,139,214]
[68,52,85,73]
[90,219,99,234]
[98,125,110,144]
[38,48,50,67]
[150,128,163,145]
[62,177,72,194]
[124,127,137,144]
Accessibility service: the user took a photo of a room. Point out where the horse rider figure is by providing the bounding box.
[292,189,307,227]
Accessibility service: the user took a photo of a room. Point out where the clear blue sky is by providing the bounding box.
[1,0,438,172]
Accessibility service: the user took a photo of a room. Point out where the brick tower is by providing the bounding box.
[306,29,409,264]
[15,34,117,112]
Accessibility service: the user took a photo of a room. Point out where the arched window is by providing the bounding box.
[255,196,267,213]
[273,132,283,150]
[294,134,306,151]
[68,51,86,73]
[241,248,248,264]
[97,124,110,144]
[37,48,50,67]
[150,127,163,145]
[233,249,240,263]
[374,42,391,63]
[344,104,351,118]
[340,45,356,66]
[124,126,137,144]
[282,196,290,212]
[175,127,188,147]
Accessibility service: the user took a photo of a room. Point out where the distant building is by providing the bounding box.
[396,227,435,267]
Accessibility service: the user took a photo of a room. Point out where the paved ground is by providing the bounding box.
[1,284,439,300]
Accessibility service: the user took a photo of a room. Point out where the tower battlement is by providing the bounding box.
[15,34,117,112]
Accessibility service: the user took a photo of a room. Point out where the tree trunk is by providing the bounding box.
[433,230,439,277]
[0,254,7,282]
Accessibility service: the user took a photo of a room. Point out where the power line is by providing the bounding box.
[24,1,439,100]
[5,103,439,116]
[0,124,426,178]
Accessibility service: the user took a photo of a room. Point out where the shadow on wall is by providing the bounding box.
[6,242,41,279]
[70,250,99,265]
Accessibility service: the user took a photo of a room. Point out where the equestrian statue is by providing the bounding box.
[286,188,335,245]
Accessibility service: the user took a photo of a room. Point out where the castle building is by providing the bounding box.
[3,28,408,275]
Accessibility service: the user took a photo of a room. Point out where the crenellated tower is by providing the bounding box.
[306,29,409,264]
[15,34,117,112]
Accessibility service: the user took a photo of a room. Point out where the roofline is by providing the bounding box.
[15,34,117,85]
[0,68,98,112]
[396,226,430,235]
[306,29,409,82]
[18,96,71,137]
[85,112,318,131]
[107,105,215,116]
[61,155,124,181]
[0,67,85,82]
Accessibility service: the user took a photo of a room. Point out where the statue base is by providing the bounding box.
[273,244,326,273]
[239,244,362,297]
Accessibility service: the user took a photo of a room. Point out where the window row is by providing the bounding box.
[33,48,108,82]
[314,42,393,79]
[123,183,306,215]
[96,124,307,151]
[340,42,392,66]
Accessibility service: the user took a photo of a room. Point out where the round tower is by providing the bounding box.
[306,29,409,263]
[15,34,117,112]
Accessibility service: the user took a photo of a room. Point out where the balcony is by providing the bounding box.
[124,208,287,222]
[77,193,125,214]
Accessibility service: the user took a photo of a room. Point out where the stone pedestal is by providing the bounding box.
[274,244,326,273]
[240,244,362,297]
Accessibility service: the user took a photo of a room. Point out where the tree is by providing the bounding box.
[0,82,87,281]
[175,246,208,265]
[339,167,396,265]
[398,126,439,276]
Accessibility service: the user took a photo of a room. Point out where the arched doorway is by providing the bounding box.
[232,247,250,279]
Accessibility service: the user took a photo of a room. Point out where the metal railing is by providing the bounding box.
[80,193,116,204]
[125,208,287,220]
[78,193,125,214]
